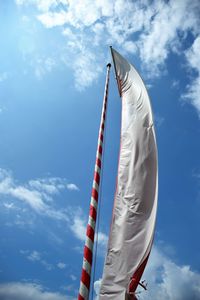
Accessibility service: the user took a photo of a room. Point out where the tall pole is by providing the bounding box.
[78,63,111,300]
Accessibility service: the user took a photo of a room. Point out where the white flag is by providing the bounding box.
[99,48,158,299]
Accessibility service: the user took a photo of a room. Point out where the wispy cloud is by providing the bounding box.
[40,260,54,271]
[0,169,62,216]
[70,274,76,281]
[183,36,200,116]
[94,245,200,300]
[27,250,41,262]
[70,212,86,242]
[0,168,79,219]
[3,202,15,209]
[33,57,56,80]
[154,114,165,128]
[21,250,54,271]
[57,262,66,269]
[171,80,180,89]
[0,282,74,300]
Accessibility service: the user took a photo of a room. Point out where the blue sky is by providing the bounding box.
[0,0,200,299]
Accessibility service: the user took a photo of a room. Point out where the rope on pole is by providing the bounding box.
[78,63,111,300]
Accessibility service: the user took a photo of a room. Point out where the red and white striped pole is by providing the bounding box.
[78,63,111,300]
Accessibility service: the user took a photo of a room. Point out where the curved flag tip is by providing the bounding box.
[110,46,122,97]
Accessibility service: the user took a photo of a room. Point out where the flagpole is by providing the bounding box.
[78,63,111,300]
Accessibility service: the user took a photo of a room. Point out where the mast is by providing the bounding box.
[78,63,111,300]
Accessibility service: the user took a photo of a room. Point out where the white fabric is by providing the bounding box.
[99,48,158,299]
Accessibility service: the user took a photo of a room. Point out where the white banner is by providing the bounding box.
[99,48,158,299]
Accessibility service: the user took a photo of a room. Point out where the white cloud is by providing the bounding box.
[3,202,15,209]
[94,245,200,300]
[10,186,47,212]
[139,246,200,300]
[33,57,56,80]
[70,213,86,242]
[22,250,54,271]
[123,41,137,54]
[66,183,79,191]
[27,250,41,261]
[72,48,103,91]
[171,80,180,89]
[70,274,76,281]
[94,278,101,300]
[0,172,46,213]
[37,11,68,28]
[41,260,53,271]
[16,0,200,113]
[154,114,165,128]
[57,262,66,269]
[96,231,108,248]
[0,282,74,300]
[0,168,68,220]
[138,0,200,76]
[62,25,105,89]
[185,36,200,71]
[16,0,68,12]
[183,36,200,115]
[29,178,65,195]
[183,77,200,115]
[55,0,101,28]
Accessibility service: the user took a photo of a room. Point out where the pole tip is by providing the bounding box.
[107,63,111,68]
